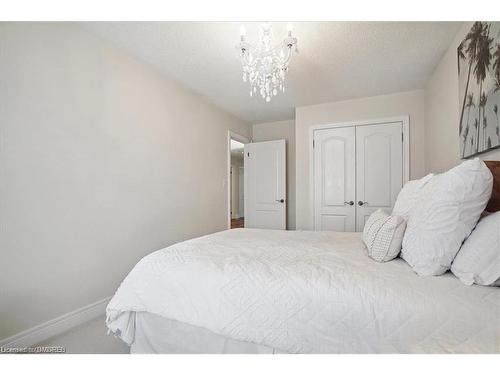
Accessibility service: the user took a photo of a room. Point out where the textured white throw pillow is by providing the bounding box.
[363,209,407,262]
[451,212,500,286]
[392,173,435,220]
[401,158,493,276]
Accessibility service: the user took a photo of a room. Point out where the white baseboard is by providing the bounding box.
[0,296,111,348]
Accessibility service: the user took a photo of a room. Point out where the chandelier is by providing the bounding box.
[238,23,298,102]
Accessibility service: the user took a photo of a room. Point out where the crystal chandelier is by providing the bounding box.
[238,23,298,102]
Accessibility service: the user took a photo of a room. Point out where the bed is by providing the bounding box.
[106,162,500,354]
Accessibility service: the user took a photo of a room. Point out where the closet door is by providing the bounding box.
[313,127,356,231]
[355,122,403,231]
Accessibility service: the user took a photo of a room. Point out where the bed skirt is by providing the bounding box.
[130,312,284,354]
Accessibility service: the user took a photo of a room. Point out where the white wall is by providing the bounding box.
[295,90,426,230]
[425,22,500,174]
[0,22,251,340]
[252,120,296,230]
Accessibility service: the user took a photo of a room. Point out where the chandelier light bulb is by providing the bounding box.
[240,25,246,38]
[287,22,293,36]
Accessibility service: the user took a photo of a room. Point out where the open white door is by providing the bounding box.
[244,140,286,230]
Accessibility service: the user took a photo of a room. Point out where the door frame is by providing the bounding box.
[308,115,410,230]
[227,130,250,229]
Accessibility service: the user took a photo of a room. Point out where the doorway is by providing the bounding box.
[228,131,249,229]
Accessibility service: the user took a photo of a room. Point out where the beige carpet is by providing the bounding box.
[37,315,129,354]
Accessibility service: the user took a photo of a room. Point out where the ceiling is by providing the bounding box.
[230,139,244,160]
[81,22,462,124]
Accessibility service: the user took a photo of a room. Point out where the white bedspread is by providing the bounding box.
[106,229,500,353]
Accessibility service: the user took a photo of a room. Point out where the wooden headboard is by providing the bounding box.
[485,161,500,212]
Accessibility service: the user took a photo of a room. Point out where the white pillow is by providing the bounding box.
[392,173,435,220]
[363,209,407,262]
[401,158,493,276]
[451,212,500,286]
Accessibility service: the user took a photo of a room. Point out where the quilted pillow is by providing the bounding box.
[363,209,407,262]
[401,158,493,276]
[451,212,500,286]
[392,173,435,220]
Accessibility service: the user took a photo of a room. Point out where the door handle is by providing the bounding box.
[358,201,368,206]
[344,201,354,206]
[276,199,285,203]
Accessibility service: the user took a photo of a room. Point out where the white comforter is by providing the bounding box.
[106,229,500,353]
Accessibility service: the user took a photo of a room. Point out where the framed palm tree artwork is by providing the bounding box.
[458,21,500,158]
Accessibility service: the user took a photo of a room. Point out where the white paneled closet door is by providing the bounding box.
[313,127,356,231]
[313,121,404,232]
[355,122,403,231]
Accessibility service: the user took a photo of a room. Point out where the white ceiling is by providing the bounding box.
[230,139,244,151]
[230,139,244,159]
[81,22,462,124]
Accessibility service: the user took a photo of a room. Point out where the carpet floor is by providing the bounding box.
[37,315,129,354]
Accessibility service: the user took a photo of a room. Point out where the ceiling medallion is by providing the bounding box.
[238,23,298,102]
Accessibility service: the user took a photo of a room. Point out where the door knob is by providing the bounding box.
[358,201,368,206]
[276,199,285,203]
[344,201,354,206]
